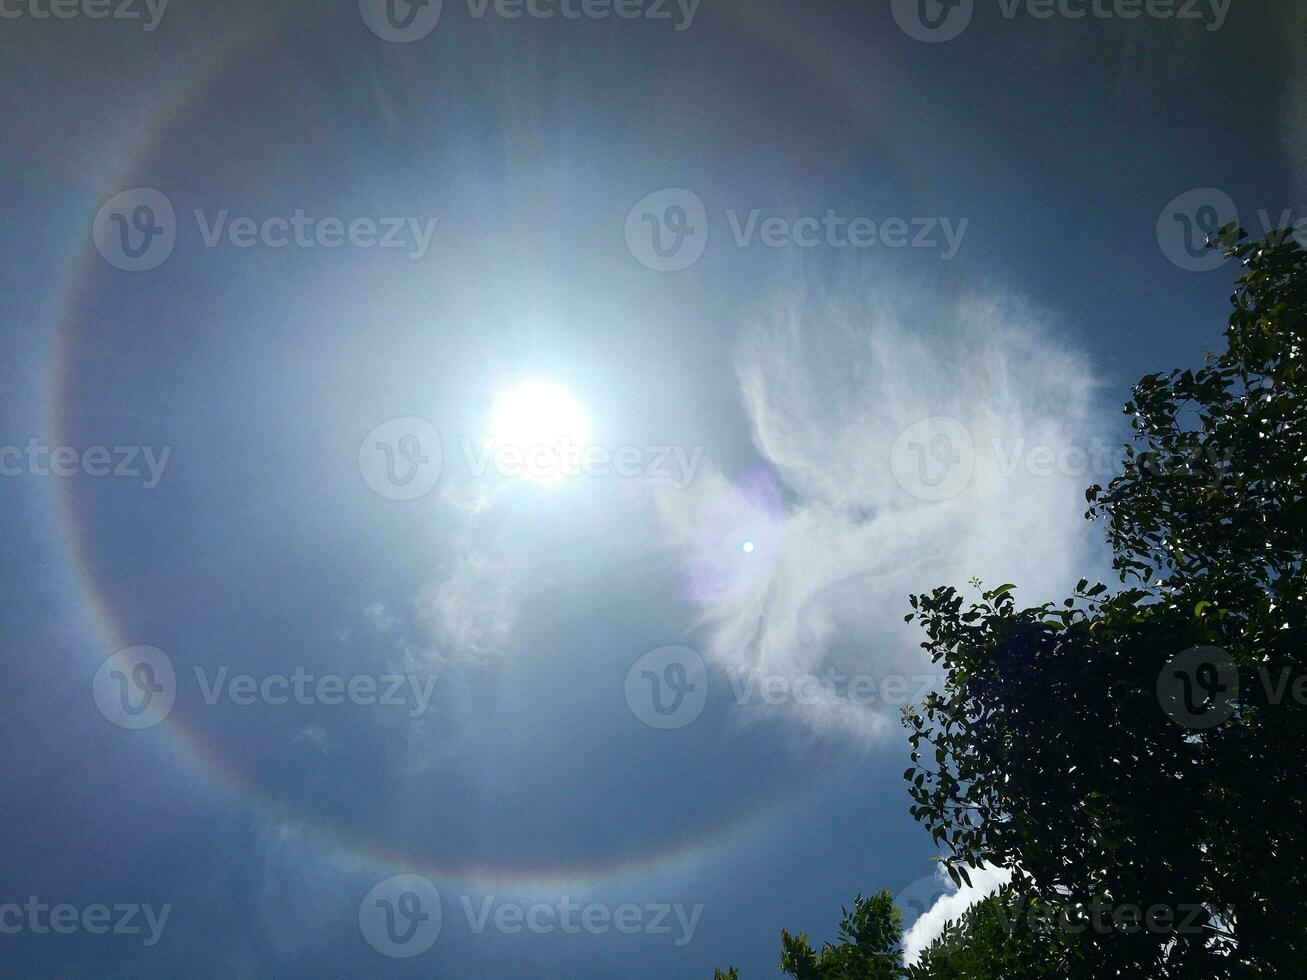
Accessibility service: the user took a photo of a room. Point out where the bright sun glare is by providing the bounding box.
[488,380,590,481]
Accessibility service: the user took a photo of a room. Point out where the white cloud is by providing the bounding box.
[416,549,523,662]
[660,274,1112,738]
[902,865,1014,965]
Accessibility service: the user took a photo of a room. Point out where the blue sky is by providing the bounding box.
[1,1,1303,976]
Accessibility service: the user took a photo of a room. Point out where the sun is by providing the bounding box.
[488,380,590,482]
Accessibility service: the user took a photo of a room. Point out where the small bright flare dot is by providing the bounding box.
[742,541,755,554]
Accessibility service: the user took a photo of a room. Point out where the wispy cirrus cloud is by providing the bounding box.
[660,272,1112,738]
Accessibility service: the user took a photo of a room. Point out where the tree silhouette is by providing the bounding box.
[714,228,1307,978]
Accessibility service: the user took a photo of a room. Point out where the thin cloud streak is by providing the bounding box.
[661,273,1113,738]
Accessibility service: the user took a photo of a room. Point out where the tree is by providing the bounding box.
[908,887,1059,979]
[904,227,1307,977]
[712,229,1307,978]
[777,892,907,979]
